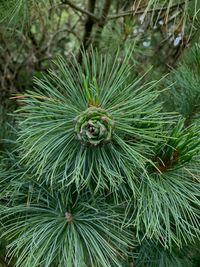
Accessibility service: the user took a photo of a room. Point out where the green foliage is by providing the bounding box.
[0,1,200,265]
[162,44,200,121]
[133,120,200,247]
[136,239,192,267]
[16,50,174,197]
[0,187,134,267]
[0,46,200,266]
[0,43,200,267]
[0,105,16,154]
[0,0,48,26]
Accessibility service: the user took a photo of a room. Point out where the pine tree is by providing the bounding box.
[0,1,200,267]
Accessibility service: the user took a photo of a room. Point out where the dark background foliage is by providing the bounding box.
[0,0,199,105]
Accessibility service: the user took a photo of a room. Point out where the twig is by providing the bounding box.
[77,0,96,63]
[61,0,99,22]
[108,1,187,20]
[99,0,112,25]
[93,0,112,47]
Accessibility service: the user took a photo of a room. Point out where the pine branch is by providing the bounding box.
[132,120,200,247]
[15,49,175,197]
[0,188,135,267]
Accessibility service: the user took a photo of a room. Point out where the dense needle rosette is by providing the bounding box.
[74,107,114,146]
[17,50,175,193]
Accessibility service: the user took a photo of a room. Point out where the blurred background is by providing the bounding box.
[0,0,199,106]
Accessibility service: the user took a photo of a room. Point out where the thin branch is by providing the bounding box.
[93,0,112,47]
[77,0,96,63]
[100,0,112,22]
[61,0,99,22]
[108,1,187,20]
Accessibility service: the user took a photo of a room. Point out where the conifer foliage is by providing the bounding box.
[16,52,173,194]
[0,1,200,267]
[0,47,200,266]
